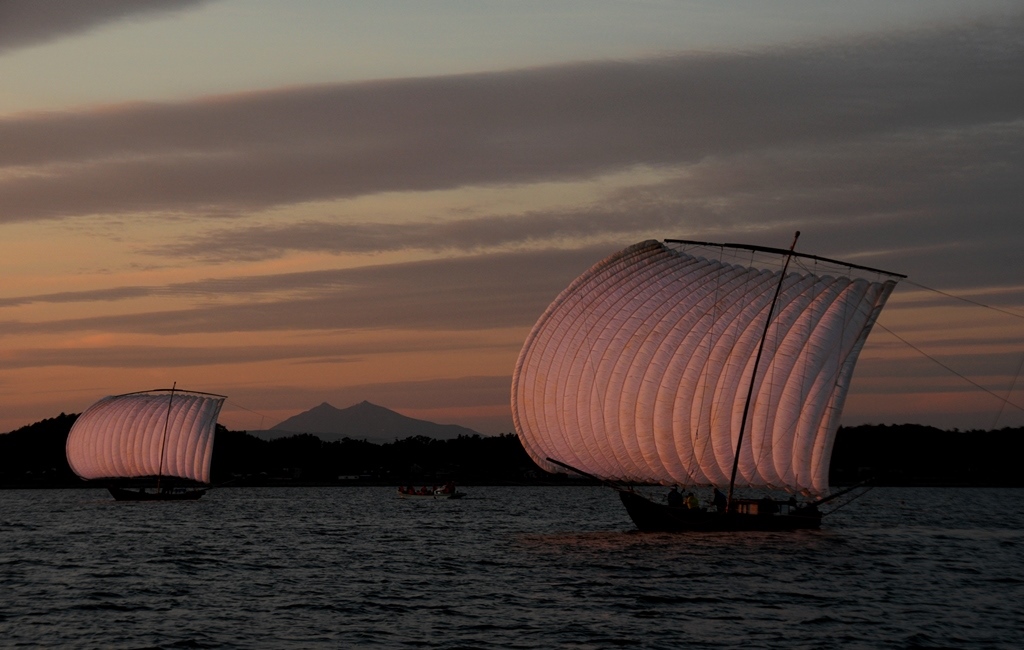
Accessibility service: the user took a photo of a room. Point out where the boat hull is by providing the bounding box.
[619,490,821,532]
[108,486,206,501]
[397,490,466,499]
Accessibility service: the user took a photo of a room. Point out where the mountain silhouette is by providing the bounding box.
[265,400,481,443]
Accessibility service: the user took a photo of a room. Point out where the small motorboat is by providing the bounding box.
[398,483,466,499]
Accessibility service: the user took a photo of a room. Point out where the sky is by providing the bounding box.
[1,0,1022,435]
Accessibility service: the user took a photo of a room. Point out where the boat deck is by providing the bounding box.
[619,490,821,532]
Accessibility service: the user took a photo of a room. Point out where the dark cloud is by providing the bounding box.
[0,0,212,54]
[148,208,680,262]
[855,351,1024,383]
[0,246,609,335]
[143,123,1024,292]
[1,17,1021,222]
[2,14,1022,432]
[0,285,153,308]
[0,338,516,370]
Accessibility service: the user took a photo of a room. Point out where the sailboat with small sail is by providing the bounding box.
[511,235,904,531]
[65,386,225,501]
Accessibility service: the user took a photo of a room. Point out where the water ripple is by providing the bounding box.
[0,486,1021,648]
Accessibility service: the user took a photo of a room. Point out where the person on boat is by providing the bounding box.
[442,481,456,495]
[684,491,700,510]
[712,488,727,513]
[793,500,819,516]
[667,486,682,507]
[758,496,778,515]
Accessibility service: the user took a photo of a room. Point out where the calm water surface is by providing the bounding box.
[1,486,1022,649]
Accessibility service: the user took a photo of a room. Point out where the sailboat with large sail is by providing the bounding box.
[65,386,225,501]
[511,235,904,531]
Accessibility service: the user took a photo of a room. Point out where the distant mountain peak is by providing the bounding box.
[269,400,480,444]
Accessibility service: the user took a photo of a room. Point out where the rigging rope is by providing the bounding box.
[905,280,1024,321]
[992,352,1024,429]
[875,322,1024,414]
[224,399,268,431]
[822,485,875,517]
[887,278,1024,423]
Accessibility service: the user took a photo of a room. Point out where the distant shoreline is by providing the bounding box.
[3,415,1022,489]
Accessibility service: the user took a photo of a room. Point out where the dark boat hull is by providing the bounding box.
[619,490,821,532]
[397,489,466,499]
[108,486,206,501]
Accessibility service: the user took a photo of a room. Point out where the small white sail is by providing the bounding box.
[66,390,225,484]
[511,240,899,494]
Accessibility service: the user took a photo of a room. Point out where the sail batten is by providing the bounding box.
[66,390,224,484]
[512,240,898,494]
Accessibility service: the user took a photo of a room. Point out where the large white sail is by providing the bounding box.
[66,390,225,484]
[512,240,899,494]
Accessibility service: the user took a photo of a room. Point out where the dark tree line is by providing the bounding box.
[210,429,541,485]
[0,415,544,487]
[0,413,80,486]
[829,423,1024,486]
[2,414,1022,487]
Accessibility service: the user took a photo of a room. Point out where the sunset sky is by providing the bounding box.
[1,0,1022,435]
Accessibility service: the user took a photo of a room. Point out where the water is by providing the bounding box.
[1,487,1021,649]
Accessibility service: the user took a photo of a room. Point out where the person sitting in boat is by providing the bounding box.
[712,488,727,513]
[758,496,779,515]
[441,481,456,495]
[667,486,683,507]
[684,491,700,510]
[793,500,819,516]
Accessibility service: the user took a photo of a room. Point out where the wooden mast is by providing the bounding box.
[155,382,176,493]
[726,232,800,512]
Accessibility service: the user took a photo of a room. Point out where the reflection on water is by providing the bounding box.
[1,486,1021,648]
